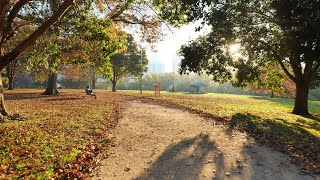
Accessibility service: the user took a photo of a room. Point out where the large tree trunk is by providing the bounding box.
[0,73,9,118]
[292,82,309,115]
[43,73,59,95]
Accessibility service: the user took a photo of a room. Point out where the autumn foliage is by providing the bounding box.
[0,89,124,179]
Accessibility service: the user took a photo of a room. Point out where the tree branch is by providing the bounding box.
[4,22,30,43]
[16,14,45,24]
[113,18,141,25]
[7,0,31,27]
[1,0,31,46]
[0,0,9,33]
[0,0,75,69]
[110,1,132,20]
[311,62,320,77]
[117,68,126,77]
[304,59,314,79]
[257,40,296,82]
[245,9,278,25]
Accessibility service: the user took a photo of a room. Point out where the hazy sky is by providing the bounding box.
[146,22,209,72]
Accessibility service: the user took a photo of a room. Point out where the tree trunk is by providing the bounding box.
[7,65,14,90]
[0,73,9,118]
[270,91,274,98]
[7,76,13,90]
[111,59,117,92]
[91,76,96,89]
[292,82,309,115]
[139,76,142,94]
[111,80,116,92]
[43,73,59,95]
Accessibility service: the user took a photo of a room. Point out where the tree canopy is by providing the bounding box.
[156,0,320,115]
[0,0,166,118]
[108,34,148,92]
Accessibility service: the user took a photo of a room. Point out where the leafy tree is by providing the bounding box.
[244,64,287,98]
[4,57,28,90]
[59,66,88,89]
[27,32,68,95]
[0,0,164,118]
[2,24,34,90]
[73,15,128,91]
[27,15,126,95]
[156,0,320,115]
[107,34,148,92]
[0,0,77,117]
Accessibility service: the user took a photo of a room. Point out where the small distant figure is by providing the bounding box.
[85,86,92,94]
[85,86,96,99]
[154,84,160,97]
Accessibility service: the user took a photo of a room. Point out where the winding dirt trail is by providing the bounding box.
[92,101,316,180]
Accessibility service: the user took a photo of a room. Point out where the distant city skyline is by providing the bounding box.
[145,21,209,74]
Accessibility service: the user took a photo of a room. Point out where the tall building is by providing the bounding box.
[147,52,168,74]
[172,55,181,73]
[148,63,165,73]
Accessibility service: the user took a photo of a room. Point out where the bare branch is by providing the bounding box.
[113,18,141,25]
[110,1,131,20]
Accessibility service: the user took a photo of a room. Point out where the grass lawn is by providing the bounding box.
[0,89,122,179]
[118,90,320,174]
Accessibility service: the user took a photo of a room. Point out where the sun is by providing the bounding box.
[229,43,241,54]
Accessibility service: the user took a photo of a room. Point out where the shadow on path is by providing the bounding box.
[228,113,320,174]
[135,134,221,180]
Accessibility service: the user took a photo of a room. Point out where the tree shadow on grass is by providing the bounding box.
[4,92,54,100]
[249,96,294,107]
[44,97,84,102]
[5,92,85,101]
[299,114,320,122]
[249,96,320,115]
[228,113,320,173]
[135,133,224,180]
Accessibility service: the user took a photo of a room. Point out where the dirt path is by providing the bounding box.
[92,101,316,180]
